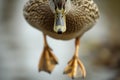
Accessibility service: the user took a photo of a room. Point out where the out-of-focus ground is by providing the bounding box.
[0,0,120,80]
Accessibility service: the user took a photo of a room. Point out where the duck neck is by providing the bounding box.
[65,0,72,14]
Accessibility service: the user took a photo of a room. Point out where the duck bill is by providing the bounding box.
[54,10,66,34]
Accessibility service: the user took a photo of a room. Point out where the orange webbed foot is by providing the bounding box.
[64,56,86,79]
[38,46,58,73]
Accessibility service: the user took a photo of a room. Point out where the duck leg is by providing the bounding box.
[64,37,86,79]
[38,34,58,73]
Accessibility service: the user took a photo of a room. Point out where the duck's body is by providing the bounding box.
[23,0,99,78]
[24,0,99,40]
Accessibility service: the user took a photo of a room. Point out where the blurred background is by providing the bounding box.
[0,0,120,80]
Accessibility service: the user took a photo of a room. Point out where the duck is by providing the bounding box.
[23,0,99,78]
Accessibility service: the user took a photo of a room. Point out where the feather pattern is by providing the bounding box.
[23,0,99,40]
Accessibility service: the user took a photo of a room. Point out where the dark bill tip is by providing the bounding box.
[57,30,63,34]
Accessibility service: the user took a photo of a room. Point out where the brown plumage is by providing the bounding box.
[23,0,99,78]
[23,0,99,40]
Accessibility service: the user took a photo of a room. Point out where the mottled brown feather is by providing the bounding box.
[23,0,99,40]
